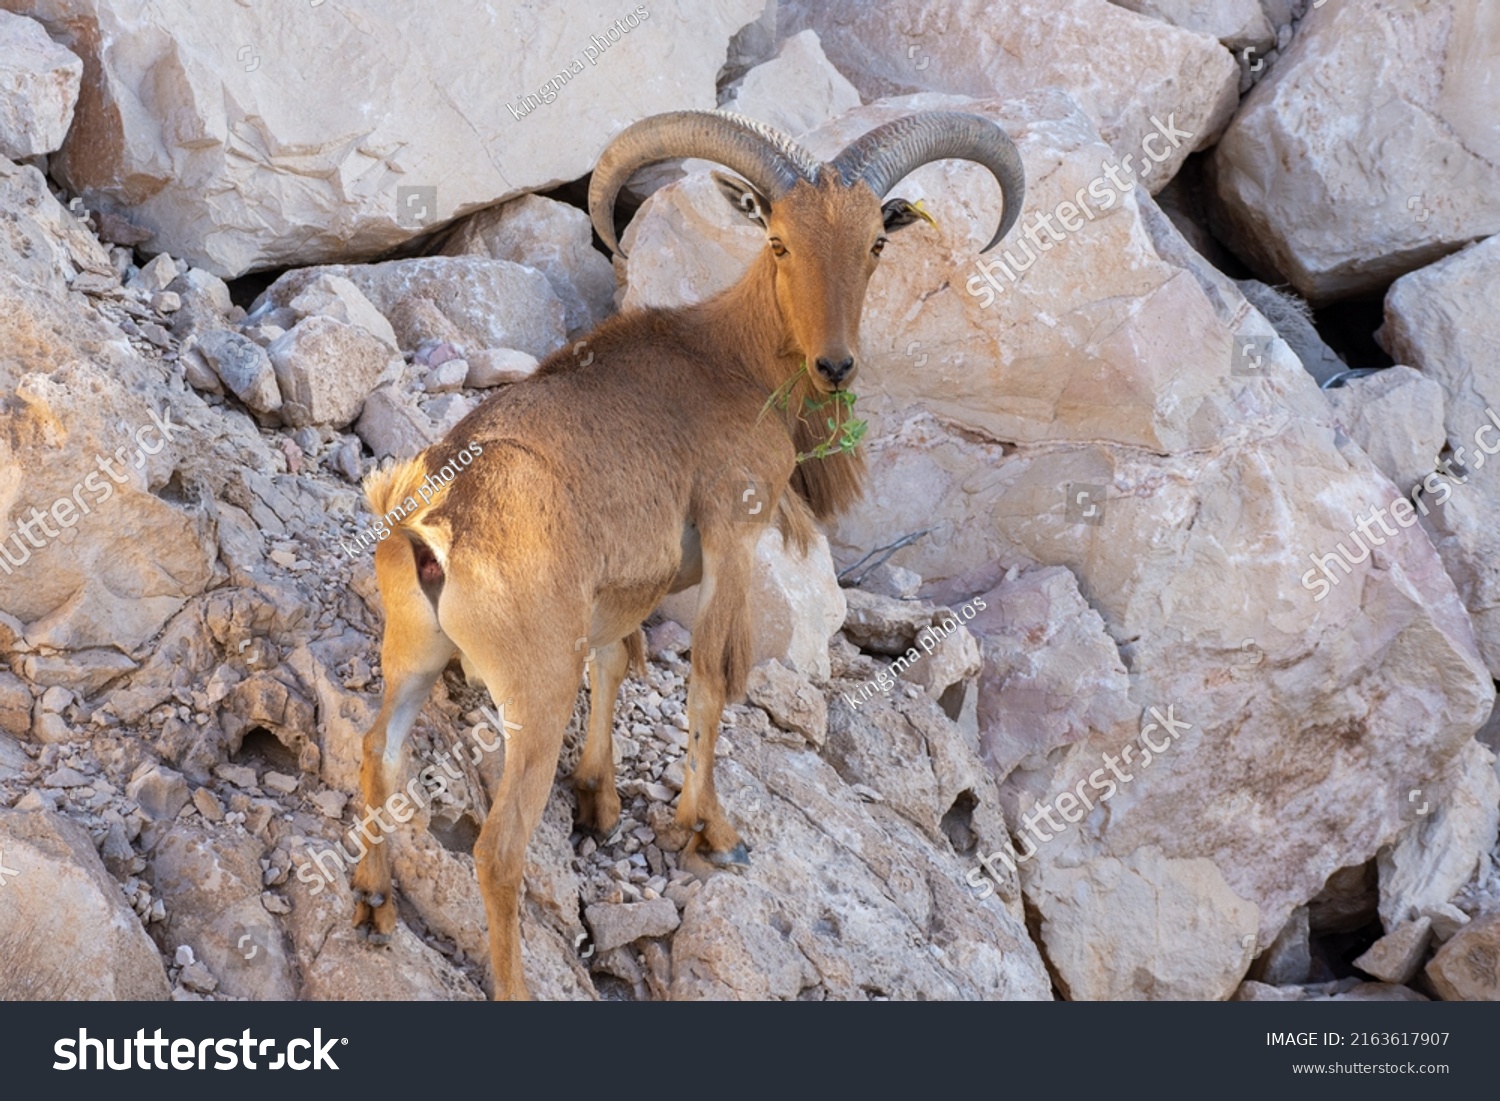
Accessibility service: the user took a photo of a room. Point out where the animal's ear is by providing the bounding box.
[881,197,938,234]
[712,171,771,228]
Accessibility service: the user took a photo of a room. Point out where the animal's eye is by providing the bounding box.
[872,237,887,257]
[769,238,787,257]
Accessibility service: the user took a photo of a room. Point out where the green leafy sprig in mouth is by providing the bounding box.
[759,362,868,463]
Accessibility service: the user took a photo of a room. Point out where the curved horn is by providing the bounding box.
[588,111,821,257]
[830,112,1026,253]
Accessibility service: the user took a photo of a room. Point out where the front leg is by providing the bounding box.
[675,523,758,866]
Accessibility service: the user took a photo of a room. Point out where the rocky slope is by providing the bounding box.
[0,0,1497,1001]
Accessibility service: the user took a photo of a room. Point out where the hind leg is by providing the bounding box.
[476,674,580,999]
[353,536,455,942]
[449,618,586,1000]
[571,637,631,836]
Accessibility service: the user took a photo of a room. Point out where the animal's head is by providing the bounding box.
[589,110,1025,394]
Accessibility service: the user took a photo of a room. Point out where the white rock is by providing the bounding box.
[1210,0,1500,303]
[1354,917,1432,986]
[20,0,764,276]
[128,252,179,294]
[194,330,282,415]
[284,273,399,351]
[419,392,480,437]
[1323,366,1446,493]
[0,11,81,159]
[719,29,862,139]
[355,385,442,460]
[1377,739,1500,928]
[1382,236,1500,672]
[1420,902,1470,944]
[465,348,540,388]
[443,194,615,336]
[268,316,401,428]
[1111,0,1273,50]
[584,898,681,952]
[261,770,298,795]
[746,659,828,747]
[658,524,846,683]
[171,267,232,314]
[126,764,191,820]
[259,257,565,360]
[780,0,1237,189]
[1028,845,1259,1000]
[1425,913,1500,1001]
[422,359,469,394]
[151,821,297,1000]
[857,562,921,600]
[968,565,1135,778]
[0,808,170,998]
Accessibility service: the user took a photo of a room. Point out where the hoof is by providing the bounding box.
[357,930,393,954]
[708,842,752,868]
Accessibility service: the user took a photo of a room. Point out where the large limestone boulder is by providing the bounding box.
[0,9,81,158]
[657,524,846,683]
[1380,236,1500,673]
[0,157,218,656]
[1376,739,1500,929]
[257,257,566,361]
[620,91,1494,999]
[150,820,298,1000]
[442,194,615,337]
[719,29,862,139]
[1111,0,1274,50]
[968,564,1135,778]
[3,0,764,276]
[282,836,486,1001]
[1210,0,1500,303]
[672,690,1052,1000]
[0,807,170,999]
[1323,365,1446,493]
[267,316,401,429]
[1425,912,1500,1001]
[779,0,1237,189]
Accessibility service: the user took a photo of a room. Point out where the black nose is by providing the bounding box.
[815,355,855,385]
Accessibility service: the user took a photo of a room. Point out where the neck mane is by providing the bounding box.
[691,249,868,523]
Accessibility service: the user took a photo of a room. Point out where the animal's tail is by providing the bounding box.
[364,453,457,599]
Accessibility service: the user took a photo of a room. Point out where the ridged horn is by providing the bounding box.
[588,111,822,257]
[830,112,1026,253]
